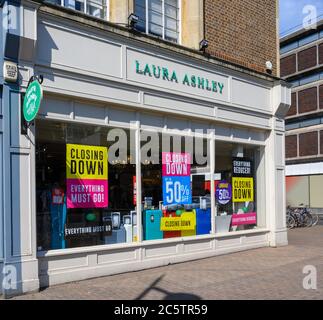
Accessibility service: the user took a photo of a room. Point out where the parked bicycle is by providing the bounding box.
[286,204,320,229]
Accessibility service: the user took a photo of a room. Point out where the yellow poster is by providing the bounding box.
[66,144,108,180]
[160,215,196,231]
[232,177,254,202]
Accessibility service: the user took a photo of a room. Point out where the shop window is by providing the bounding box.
[141,131,211,241]
[36,120,136,251]
[134,0,180,43]
[214,142,266,233]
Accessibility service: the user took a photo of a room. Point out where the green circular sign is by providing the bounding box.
[86,213,97,222]
[23,80,43,122]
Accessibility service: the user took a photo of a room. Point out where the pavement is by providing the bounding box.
[11,225,323,300]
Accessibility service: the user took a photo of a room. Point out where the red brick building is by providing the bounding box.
[281,20,323,210]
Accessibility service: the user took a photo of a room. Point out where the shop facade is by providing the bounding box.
[1,1,291,296]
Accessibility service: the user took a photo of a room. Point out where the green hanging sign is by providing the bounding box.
[23,80,43,122]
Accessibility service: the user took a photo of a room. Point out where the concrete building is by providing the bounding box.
[0,0,290,297]
[280,20,323,211]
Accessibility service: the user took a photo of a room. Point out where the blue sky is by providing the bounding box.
[280,0,323,36]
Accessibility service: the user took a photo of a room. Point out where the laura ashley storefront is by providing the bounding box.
[1,2,291,296]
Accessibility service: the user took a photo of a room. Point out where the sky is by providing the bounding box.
[280,0,323,36]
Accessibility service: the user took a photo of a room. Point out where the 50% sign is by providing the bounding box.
[163,176,192,205]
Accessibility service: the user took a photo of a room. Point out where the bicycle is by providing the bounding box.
[286,206,296,229]
[310,211,320,226]
[294,204,313,227]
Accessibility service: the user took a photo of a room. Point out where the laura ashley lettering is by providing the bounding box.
[135,60,225,95]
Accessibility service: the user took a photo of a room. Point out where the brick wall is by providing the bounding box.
[298,46,317,71]
[281,54,296,77]
[285,86,320,118]
[204,0,278,76]
[286,135,298,158]
[280,41,323,77]
[319,43,323,65]
[286,130,323,159]
[298,87,318,114]
[286,92,297,116]
[299,132,318,156]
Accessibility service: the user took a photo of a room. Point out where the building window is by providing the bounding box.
[280,29,323,55]
[134,0,180,43]
[286,117,323,131]
[290,71,323,88]
[46,0,108,20]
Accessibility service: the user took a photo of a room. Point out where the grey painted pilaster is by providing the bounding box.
[1,0,40,297]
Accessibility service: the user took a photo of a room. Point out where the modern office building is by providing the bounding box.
[280,20,323,211]
[0,0,290,297]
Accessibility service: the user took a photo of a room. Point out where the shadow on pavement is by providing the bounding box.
[135,275,201,300]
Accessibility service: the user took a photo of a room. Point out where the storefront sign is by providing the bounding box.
[232,157,253,177]
[232,177,254,202]
[127,50,229,102]
[231,212,257,226]
[162,152,192,205]
[23,80,43,122]
[160,215,196,231]
[64,221,112,239]
[216,181,232,205]
[66,144,108,209]
[136,60,225,95]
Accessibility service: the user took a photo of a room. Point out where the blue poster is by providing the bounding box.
[162,176,192,205]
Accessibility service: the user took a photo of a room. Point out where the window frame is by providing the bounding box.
[58,0,109,21]
[135,0,182,45]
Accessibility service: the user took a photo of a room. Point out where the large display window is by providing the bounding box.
[140,130,212,241]
[214,141,266,233]
[36,120,136,251]
[35,119,266,251]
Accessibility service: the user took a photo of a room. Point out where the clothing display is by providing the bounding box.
[50,192,67,250]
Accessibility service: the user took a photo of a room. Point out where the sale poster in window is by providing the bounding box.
[215,181,232,205]
[66,144,108,209]
[162,152,192,205]
[232,177,254,203]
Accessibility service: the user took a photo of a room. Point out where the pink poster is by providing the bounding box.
[162,152,191,176]
[67,179,108,209]
[66,144,108,209]
[231,212,257,226]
